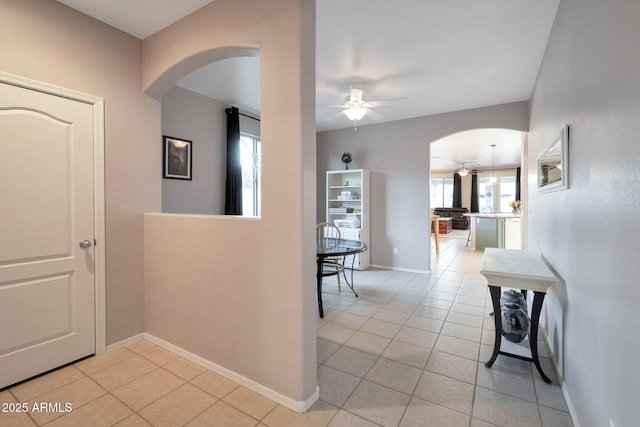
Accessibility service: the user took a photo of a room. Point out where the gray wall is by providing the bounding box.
[162,86,226,214]
[528,1,640,426]
[317,101,529,271]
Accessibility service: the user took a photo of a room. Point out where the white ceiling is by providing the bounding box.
[55,0,559,169]
[316,0,559,132]
[430,129,523,172]
[56,0,214,40]
[177,56,261,115]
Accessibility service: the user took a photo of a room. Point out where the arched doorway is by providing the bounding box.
[429,128,527,261]
[160,53,261,216]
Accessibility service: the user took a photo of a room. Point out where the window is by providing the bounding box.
[240,133,261,217]
[430,177,453,208]
[478,171,517,213]
[499,175,516,213]
[478,177,494,213]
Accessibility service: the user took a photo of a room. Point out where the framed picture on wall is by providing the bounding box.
[163,136,192,180]
[537,125,569,192]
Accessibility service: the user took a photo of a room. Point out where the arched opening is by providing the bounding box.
[159,50,261,217]
[141,0,317,409]
[429,128,526,261]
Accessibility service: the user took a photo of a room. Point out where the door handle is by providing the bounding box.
[79,240,92,249]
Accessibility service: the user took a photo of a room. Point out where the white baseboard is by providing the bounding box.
[539,325,564,384]
[143,333,319,413]
[105,333,145,353]
[539,326,579,427]
[561,381,580,427]
[369,264,429,274]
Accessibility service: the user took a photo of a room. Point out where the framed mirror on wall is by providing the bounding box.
[538,124,569,192]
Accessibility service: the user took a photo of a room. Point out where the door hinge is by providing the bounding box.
[94,239,97,247]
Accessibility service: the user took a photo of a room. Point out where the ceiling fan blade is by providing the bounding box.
[317,103,348,108]
[365,108,383,120]
[366,97,409,107]
[323,110,348,121]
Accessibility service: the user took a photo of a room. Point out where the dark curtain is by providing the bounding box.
[470,170,479,213]
[515,167,521,201]
[452,173,462,208]
[225,107,243,215]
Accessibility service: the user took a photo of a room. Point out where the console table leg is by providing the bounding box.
[317,257,324,318]
[485,285,502,367]
[530,291,552,383]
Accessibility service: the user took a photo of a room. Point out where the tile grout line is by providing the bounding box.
[319,242,571,426]
[325,268,484,425]
[324,272,414,424]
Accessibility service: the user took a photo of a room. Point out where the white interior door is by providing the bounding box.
[0,81,96,388]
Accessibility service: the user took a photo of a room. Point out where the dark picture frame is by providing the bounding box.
[163,136,192,180]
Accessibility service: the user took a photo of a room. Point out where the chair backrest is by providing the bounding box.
[316,222,341,249]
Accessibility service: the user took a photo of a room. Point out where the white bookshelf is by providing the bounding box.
[326,169,370,270]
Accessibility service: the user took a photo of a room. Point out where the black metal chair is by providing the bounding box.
[316,222,344,291]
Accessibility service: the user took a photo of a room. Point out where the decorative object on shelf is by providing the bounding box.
[341,152,353,169]
[163,136,192,180]
[538,124,569,192]
[508,200,521,214]
[338,191,356,200]
[334,219,361,228]
[329,207,354,213]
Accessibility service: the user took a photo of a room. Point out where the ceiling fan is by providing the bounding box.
[321,85,408,124]
[457,161,479,176]
[457,162,470,176]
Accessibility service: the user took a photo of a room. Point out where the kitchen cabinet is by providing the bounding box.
[467,213,521,251]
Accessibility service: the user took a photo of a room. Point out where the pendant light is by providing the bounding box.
[457,162,469,176]
[490,144,497,183]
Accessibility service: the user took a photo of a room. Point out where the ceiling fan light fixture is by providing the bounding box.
[344,107,367,121]
[457,161,469,176]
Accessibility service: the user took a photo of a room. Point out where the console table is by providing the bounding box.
[480,248,558,383]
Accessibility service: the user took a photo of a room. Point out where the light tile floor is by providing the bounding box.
[0,230,574,426]
[315,230,574,427]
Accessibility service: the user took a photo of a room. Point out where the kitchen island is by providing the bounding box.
[465,213,521,250]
